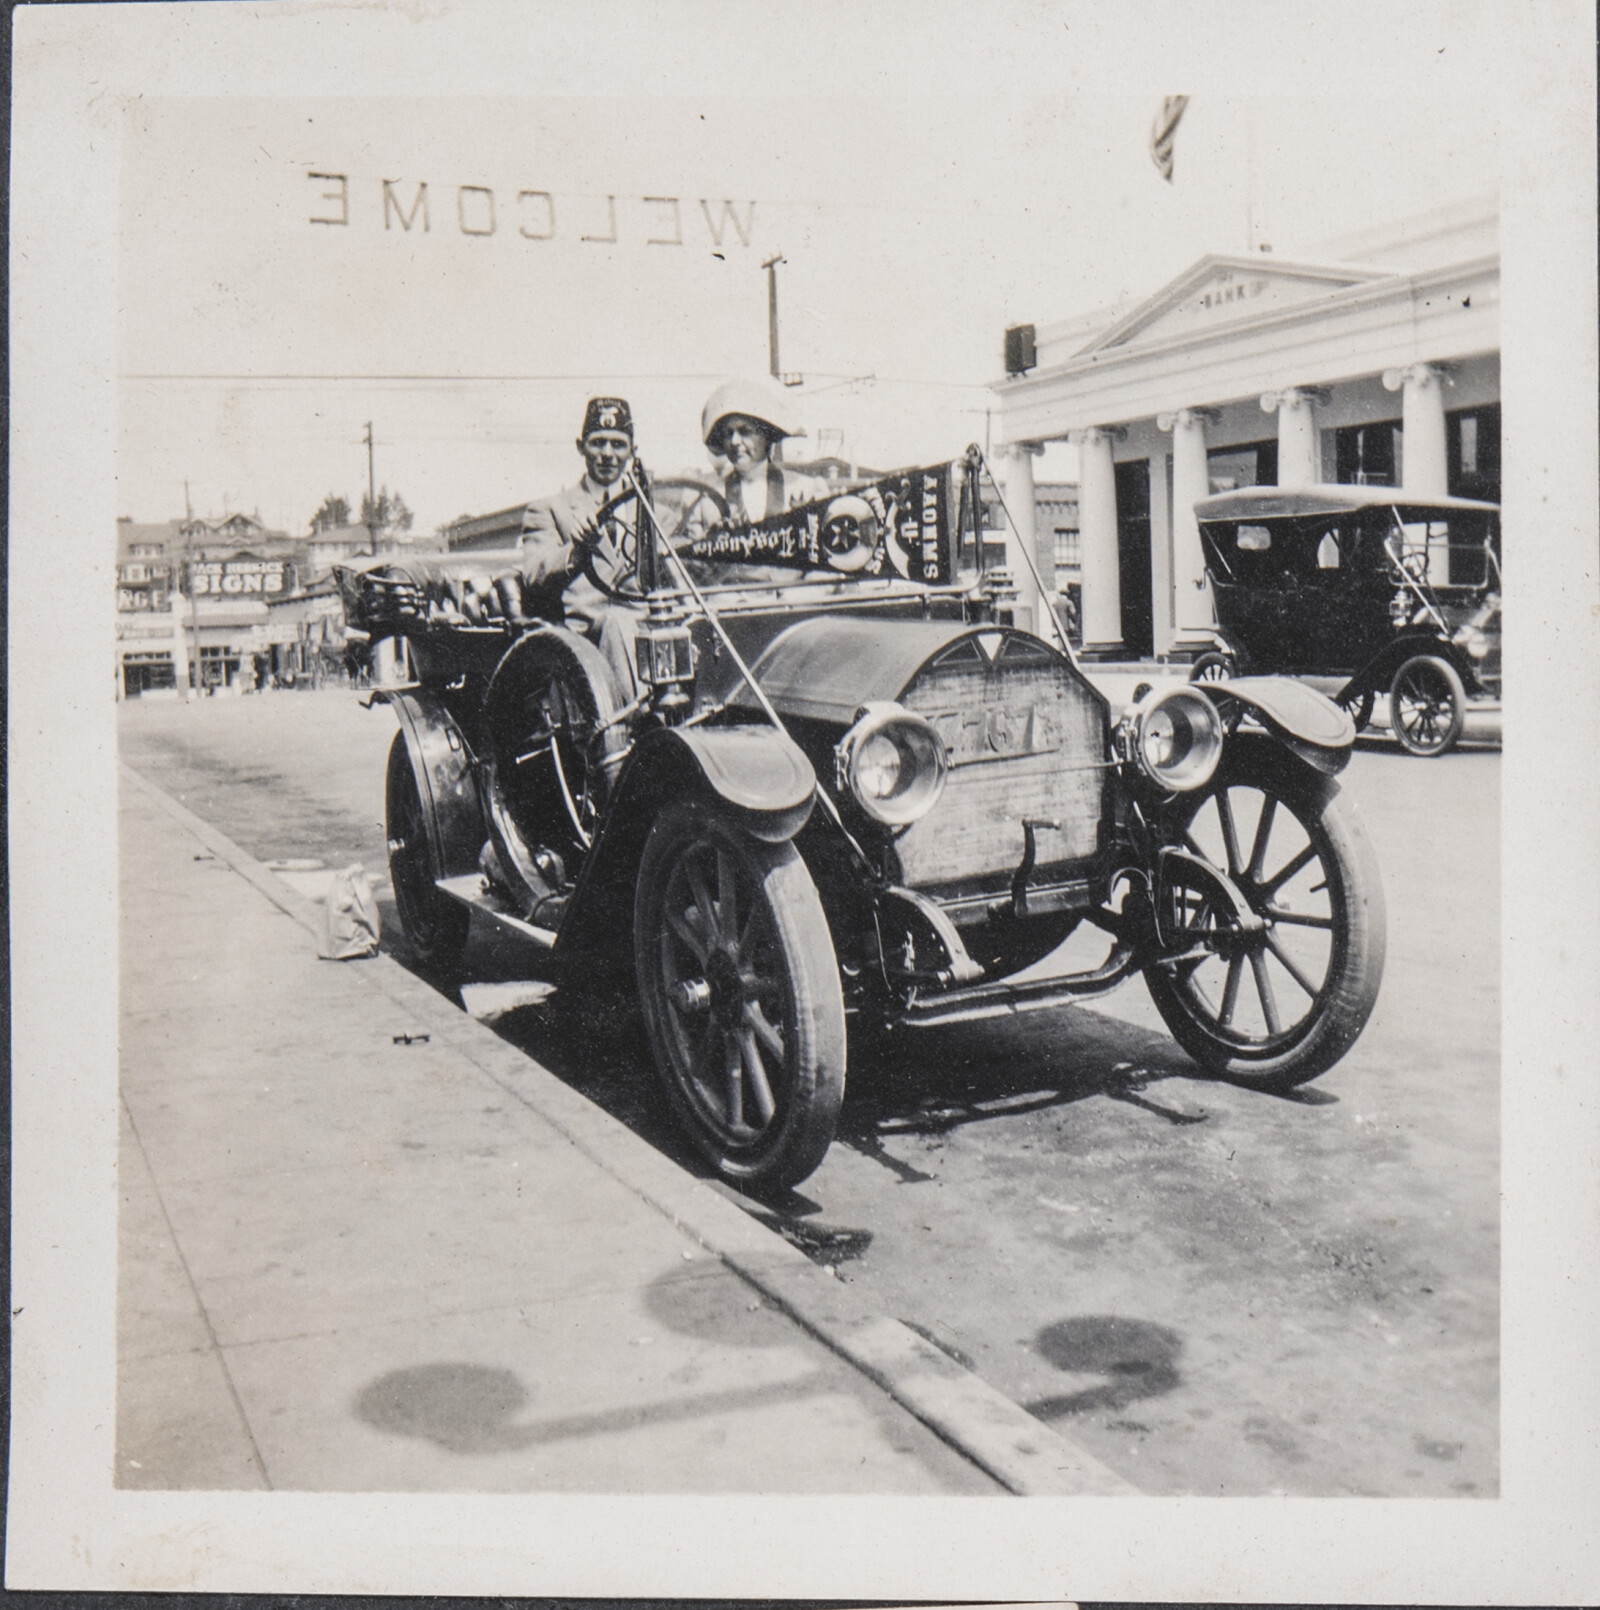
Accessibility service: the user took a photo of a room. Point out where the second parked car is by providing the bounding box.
[1188,484,1501,756]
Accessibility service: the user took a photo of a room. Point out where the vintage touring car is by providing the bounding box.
[338,451,1387,1187]
[1188,484,1502,757]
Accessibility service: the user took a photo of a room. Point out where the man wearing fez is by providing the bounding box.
[519,396,642,694]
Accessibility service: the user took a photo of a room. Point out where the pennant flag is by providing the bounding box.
[1150,95,1190,182]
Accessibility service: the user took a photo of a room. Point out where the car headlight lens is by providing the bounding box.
[835,702,948,825]
[1122,685,1224,792]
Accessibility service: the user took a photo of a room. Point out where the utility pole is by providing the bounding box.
[183,492,202,702]
[363,421,377,553]
[761,253,785,382]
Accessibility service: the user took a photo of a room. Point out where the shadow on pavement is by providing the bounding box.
[1024,1315,1185,1420]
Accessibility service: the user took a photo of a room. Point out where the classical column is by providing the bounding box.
[1072,426,1123,655]
[1383,362,1451,496]
[996,441,1045,634]
[1158,406,1221,639]
[1147,447,1173,656]
[1260,386,1330,488]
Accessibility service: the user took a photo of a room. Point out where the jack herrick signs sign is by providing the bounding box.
[684,464,954,584]
[186,557,295,597]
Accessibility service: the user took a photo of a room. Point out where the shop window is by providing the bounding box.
[122,654,176,697]
[1448,404,1501,503]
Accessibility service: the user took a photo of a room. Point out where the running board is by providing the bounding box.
[435,873,559,949]
[894,945,1138,1028]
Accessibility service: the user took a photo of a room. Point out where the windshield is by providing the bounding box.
[1390,506,1500,588]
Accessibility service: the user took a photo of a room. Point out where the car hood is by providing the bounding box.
[729,617,1000,724]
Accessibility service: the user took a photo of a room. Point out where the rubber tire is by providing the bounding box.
[635,801,846,1188]
[1189,651,1236,684]
[1389,654,1466,757]
[483,628,631,879]
[385,733,471,973]
[1142,735,1387,1089]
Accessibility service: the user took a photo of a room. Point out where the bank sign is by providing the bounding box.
[186,558,295,597]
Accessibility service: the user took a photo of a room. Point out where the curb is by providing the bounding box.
[121,761,1137,1497]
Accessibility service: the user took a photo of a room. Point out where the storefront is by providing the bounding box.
[992,196,1499,659]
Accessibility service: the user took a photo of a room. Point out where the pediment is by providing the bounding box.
[1079,255,1395,355]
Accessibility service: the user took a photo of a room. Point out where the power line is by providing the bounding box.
[119,371,1000,389]
[119,371,739,383]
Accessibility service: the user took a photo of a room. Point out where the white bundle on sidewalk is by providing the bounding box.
[318,864,382,960]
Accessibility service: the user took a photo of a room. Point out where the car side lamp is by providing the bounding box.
[635,590,697,715]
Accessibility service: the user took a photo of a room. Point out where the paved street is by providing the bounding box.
[120,685,1499,1496]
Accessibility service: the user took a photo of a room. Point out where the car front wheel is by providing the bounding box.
[634,801,846,1188]
[1142,736,1386,1088]
[1389,654,1466,756]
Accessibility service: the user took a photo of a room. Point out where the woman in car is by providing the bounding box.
[700,379,828,522]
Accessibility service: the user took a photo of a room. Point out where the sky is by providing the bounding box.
[118,81,1498,536]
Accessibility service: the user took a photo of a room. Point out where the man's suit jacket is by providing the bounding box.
[519,478,626,626]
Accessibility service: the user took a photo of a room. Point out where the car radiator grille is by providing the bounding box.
[894,642,1109,892]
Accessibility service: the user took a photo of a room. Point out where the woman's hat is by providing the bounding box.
[701,380,798,451]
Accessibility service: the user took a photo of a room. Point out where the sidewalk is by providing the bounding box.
[117,764,1133,1496]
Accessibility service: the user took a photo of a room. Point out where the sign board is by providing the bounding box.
[683,464,954,585]
[186,557,295,597]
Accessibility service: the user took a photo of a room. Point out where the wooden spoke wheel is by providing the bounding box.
[1142,736,1386,1089]
[634,802,845,1187]
[1388,654,1466,757]
[1189,650,1238,684]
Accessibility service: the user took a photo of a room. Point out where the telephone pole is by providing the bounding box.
[363,421,377,553]
[761,253,785,382]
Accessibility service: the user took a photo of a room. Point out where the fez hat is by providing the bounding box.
[581,397,633,438]
[701,379,798,452]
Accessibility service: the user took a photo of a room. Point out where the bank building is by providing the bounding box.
[992,194,1499,660]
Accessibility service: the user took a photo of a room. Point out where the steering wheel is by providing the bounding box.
[579,478,732,602]
[577,502,646,603]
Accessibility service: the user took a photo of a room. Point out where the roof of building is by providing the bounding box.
[117,518,185,559]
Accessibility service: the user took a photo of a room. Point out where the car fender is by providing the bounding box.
[555,723,817,962]
[1346,632,1485,699]
[1201,676,1355,777]
[380,690,485,880]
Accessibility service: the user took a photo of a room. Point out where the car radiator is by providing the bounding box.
[893,636,1108,895]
